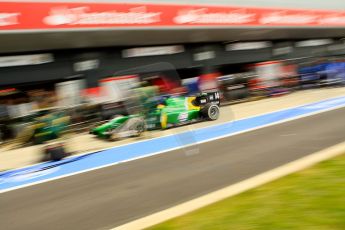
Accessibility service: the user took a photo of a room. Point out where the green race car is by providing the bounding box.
[12,109,70,145]
[90,114,145,140]
[90,91,220,141]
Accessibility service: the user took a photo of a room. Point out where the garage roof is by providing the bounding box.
[0,0,344,53]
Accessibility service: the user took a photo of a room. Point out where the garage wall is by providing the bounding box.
[0,47,194,88]
[1,41,345,88]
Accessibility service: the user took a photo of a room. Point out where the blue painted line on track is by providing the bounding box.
[1,95,345,191]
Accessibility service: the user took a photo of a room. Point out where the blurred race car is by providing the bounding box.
[90,91,220,141]
[90,114,145,140]
[11,108,70,145]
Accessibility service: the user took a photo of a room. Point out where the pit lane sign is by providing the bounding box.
[0,2,345,31]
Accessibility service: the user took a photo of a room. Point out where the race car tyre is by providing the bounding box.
[201,104,220,121]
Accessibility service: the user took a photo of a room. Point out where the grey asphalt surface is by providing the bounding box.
[1,107,345,230]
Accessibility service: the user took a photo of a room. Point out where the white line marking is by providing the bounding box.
[112,141,345,230]
[8,94,345,171]
[0,101,345,194]
[7,95,345,171]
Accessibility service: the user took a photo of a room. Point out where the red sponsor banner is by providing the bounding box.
[0,1,345,30]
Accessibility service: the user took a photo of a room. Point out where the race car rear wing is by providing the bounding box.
[194,91,220,106]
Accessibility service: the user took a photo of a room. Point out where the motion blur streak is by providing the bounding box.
[0,107,344,230]
[114,141,345,230]
[1,95,345,192]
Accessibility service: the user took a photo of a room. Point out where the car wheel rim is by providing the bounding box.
[210,107,218,119]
